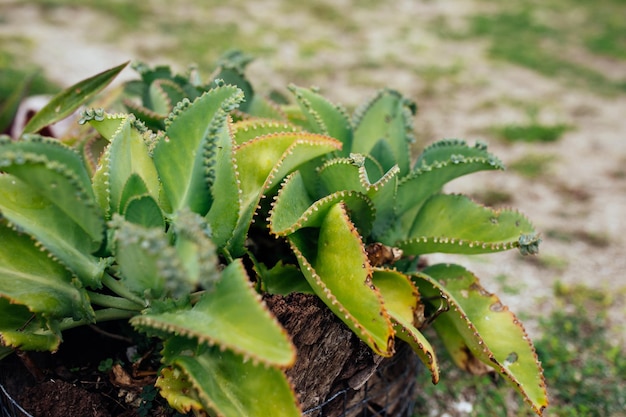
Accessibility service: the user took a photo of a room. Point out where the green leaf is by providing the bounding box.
[89,114,160,215]
[288,203,394,356]
[149,79,185,116]
[122,98,166,131]
[414,139,498,169]
[317,155,400,238]
[289,85,352,154]
[204,123,241,248]
[0,136,105,246]
[132,259,295,367]
[234,132,341,212]
[396,194,537,255]
[153,85,245,215]
[211,66,254,112]
[317,156,367,193]
[245,95,288,120]
[255,261,314,295]
[0,221,94,322]
[119,174,149,214]
[160,338,301,417]
[0,298,61,351]
[352,89,415,176]
[390,141,504,239]
[269,171,375,237]
[414,264,548,415]
[372,269,440,383]
[230,119,301,146]
[171,209,220,293]
[22,61,128,134]
[123,195,164,229]
[110,216,176,300]
[228,131,341,256]
[155,367,204,414]
[0,174,105,288]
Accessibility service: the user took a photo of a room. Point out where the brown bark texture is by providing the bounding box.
[265,293,420,417]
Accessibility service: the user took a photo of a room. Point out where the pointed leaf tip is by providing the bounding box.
[23,61,129,135]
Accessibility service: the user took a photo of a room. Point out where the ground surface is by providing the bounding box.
[1,0,625,416]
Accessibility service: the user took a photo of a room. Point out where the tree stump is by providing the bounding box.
[264,293,420,417]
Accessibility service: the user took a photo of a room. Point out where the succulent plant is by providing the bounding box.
[0,57,548,416]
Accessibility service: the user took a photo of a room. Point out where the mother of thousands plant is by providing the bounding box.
[0,55,547,416]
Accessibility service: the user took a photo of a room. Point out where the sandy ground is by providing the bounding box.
[1,1,625,341]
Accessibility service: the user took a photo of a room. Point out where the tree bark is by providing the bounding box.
[264,293,420,417]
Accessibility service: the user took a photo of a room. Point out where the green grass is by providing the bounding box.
[509,153,557,179]
[432,0,626,95]
[492,122,571,143]
[34,0,151,28]
[413,284,626,417]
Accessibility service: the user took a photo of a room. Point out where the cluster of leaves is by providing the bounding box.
[0,55,547,416]
[414,283,626,417]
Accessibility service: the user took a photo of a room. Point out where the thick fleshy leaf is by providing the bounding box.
[153,85,245,214]
[122,98,166,131]
[255,261,314,295]
[155,367,204,414]
[149,79,185,116]
[171,210,220,293]
[317,157,367,193]
[289,85,352,154]
[245,95,288,120]
[22,61,128,134]
[389,141,504,240]
[288,203,394,356]
[204,123,241,248]
[230,119,301,146]
[413,264,548,415]
[233,132,341,211]
[228,132,341,256]
[0,298,61,351]
[414,138,499,169]
[0,136,104,246]
[396,194,538,255]
[0,174,105,287]
[352,89,415,176]
[317,155,400,238]
[110,216,174,300]
[372,269,440,383]
[119,174,149,213]
[0,221,94,322]
[123,195,164,229]
[88,114,160,215]
[269,171,375,237]
[160,337,301,417]
[132,259,295,367]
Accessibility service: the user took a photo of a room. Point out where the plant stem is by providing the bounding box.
[102,272,147,307]
[87,291,144,311]
[190,290,205,305]
[59,308,136,331]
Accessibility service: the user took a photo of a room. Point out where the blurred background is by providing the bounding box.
[1,0,625,415]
